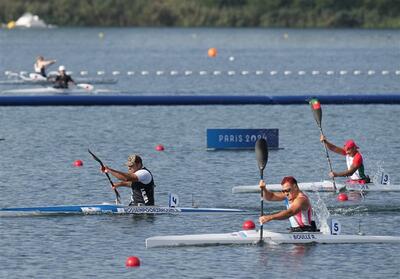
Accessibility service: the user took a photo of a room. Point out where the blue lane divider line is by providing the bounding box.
[0,94,399,106]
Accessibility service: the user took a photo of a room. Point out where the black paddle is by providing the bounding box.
[255,138,269,243]
[88,149,122,204]
[309,98,337,191]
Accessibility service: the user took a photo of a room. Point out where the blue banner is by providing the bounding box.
[207,129,279,150]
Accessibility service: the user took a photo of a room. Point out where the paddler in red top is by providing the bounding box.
[320,136,370,184]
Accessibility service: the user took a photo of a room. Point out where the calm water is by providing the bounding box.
[0,28,400,278]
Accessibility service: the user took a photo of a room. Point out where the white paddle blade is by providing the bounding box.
[76,83,94,91]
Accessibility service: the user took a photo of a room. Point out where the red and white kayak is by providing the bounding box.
[146,229,400,248]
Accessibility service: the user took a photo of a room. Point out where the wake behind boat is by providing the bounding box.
[146,228,400,248]
[232,180,400,193]
[0,203,244,216]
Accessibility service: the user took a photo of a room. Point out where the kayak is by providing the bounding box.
[145,229,400,248]
[1,86,113,95]
[0,203,244,216]
[1,86,94,94]
[0,74,118,85]
[232,180,400,193]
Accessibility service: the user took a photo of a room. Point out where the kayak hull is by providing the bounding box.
[0,203,244,215]
[0,77,117,85]
[1,87,92,94]
[146,229,400,248]
[232,180,400,193]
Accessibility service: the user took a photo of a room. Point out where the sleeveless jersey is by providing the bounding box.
[130,167,155,206]
[34,63,46,77]
[285,193,312,228]
[346,152,367,180]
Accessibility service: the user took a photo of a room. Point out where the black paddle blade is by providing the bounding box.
[255,138,269,171]
[309,98,322,128]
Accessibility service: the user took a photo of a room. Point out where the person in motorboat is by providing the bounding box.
[53,65,75,89]
[320,135,370,184]
[34,56,56,77]
[259,176,317,232]
[101,154,155,206]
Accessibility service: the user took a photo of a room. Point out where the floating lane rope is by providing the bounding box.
[3,69,400,77]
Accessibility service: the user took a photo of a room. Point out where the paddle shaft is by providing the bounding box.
[259,170,264,241]
[317,126,337,190]
[255,138,268,244]
[88,149,122,204]
[311,100,337,191]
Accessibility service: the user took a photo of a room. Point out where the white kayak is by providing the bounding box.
[146,229,400,248]
[232,180,400,193]
[0,77,118,85]
[0,203,244,216]
[1,72,117,85]
[0,85,115,95]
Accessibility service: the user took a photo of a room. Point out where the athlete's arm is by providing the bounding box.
[112,181,132,188]
[331,165,358,177]
[320,135,345,155]
[259,180,286,201]
[259,196,308,224]
[102,166,139,182]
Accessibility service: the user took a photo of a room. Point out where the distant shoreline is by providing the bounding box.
[1,0,400,29]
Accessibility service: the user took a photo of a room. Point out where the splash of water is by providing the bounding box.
[312,190,331,234]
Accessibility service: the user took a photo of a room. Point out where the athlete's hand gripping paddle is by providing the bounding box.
[255,138,269,244]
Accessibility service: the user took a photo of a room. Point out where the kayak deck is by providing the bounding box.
[232,180,400,193]
[0,77,118,85]
[146,229,400,248]
[0,203,244,216]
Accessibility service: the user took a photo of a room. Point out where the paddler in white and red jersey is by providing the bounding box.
[320,136,370,184]
[259,176,317,232]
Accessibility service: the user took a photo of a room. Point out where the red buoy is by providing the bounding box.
[126,256,140,267]
[73,160,83,167]
[155,144,165,151]
[337,193,348,202]
[242,220,256,230]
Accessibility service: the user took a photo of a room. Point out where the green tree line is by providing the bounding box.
[1,0,400,28]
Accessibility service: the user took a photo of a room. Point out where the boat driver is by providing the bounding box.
[53,65,75,89]
[320,135,370,184]
[34,56,56,77]
[101,154,155,206]
[259,176,317,232]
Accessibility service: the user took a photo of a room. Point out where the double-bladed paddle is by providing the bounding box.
[309,98,337,190]
[255,138,269,243]
[88,149,121,204]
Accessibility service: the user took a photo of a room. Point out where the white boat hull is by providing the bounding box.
[0,77,117,85]
[232,180,400,193]
[1,87,114,95]
[146,229,400,248]
[1,87,93,94]
[0,203,244,216]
